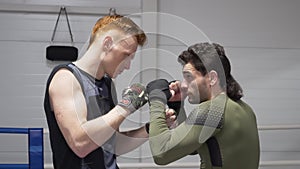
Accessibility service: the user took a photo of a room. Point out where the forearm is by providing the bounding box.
[115,125,149,155]
[149,100,175,163]
[149,101,169,137]
[149,101,201,165]
[80,106,129,153]
[175,105,187,124]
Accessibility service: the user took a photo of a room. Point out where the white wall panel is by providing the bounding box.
[158,0,300,49]
[226,48,300,125]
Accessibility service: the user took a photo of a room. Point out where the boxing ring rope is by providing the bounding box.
[0,128,44,169]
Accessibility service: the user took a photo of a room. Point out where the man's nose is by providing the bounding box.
[180,79,188,92]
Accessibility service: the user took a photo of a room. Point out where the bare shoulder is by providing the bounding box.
[49,68,81,97]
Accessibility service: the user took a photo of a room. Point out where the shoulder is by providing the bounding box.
[51,68,76,85]
[236,100,254,112]
[226,98,254,114]
[225,98,258,127]
[236,99,257,120]
[49,68,81,97]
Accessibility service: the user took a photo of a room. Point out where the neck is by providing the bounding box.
[210,87,225,99]
[73,46,105,80]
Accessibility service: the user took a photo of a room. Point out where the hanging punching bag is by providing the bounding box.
[46,7,78,61]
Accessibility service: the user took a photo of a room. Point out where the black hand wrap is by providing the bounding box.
[146,79,172,104]
[167,80,183,117]
[167,101,182,110]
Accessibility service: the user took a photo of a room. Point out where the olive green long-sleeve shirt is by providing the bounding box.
[149,94,260,169]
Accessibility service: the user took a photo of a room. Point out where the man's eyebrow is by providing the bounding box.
[119,39,129,47]
[182,70,192,74]
[123,39,130,45]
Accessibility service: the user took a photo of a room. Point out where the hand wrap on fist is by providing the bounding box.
[146,79,172,104]
[118,83,148,113]
[167,80,183,114]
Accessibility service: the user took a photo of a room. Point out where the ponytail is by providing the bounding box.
[226,74,243,101]
[212,43,244,101]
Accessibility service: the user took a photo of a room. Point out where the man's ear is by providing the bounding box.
[208,70,218,86]
[103,36,113,52]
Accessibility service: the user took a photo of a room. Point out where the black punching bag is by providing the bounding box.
[46,7,78,61]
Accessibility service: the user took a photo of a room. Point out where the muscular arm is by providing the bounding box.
[49,69,130,158]
[114,106,183,155]
[115,108,181,155]
[149,97,225,165]
[115,126,149,155]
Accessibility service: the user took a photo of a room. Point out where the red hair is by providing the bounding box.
[89,15,146,47]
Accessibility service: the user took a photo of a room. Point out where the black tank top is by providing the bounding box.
[44,63,119,169]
